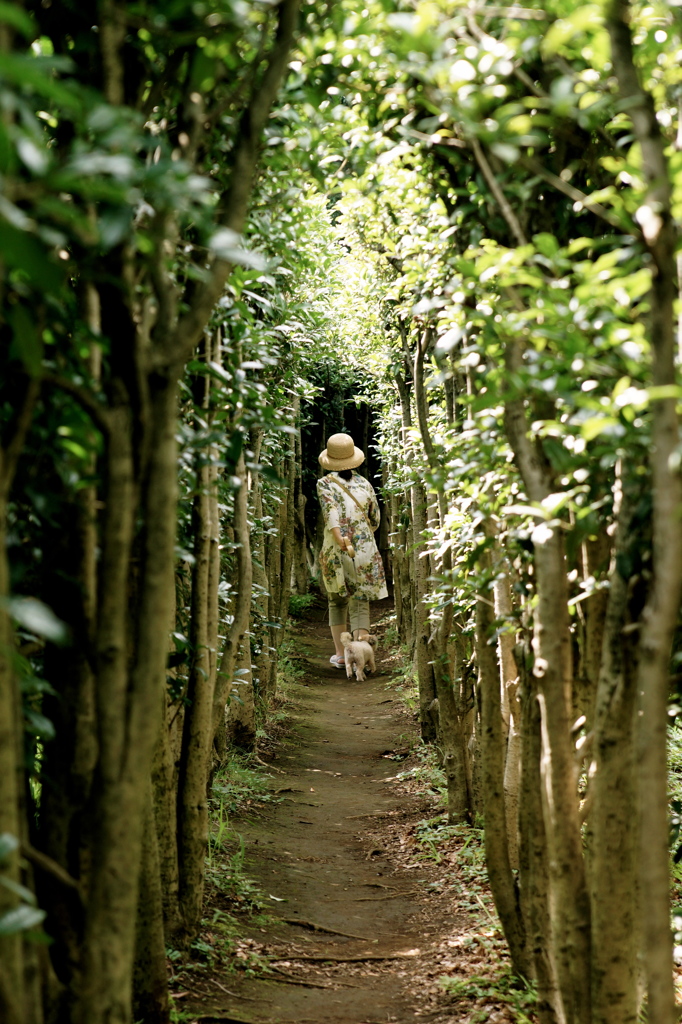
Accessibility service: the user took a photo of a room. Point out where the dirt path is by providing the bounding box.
[181,614,519,1024]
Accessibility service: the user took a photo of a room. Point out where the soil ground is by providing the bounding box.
[173,607,530,1024]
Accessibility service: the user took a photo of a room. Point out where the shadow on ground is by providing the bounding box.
[180,608,513,1024]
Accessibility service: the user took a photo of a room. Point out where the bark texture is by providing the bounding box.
[214,453,254,748]
[504,339,591,1024]
[590,470,640,1024]
[176,366,217,938]
[477,568,529,980]
[607,6,681,1021]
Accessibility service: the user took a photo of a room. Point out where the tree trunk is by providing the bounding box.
[504,339,591,1024]
[0,507,26,1024]
[413,331,471,808]
[265,469,283,697]
[490,541,521,866]
[590,468,640,1024]
[517,642,559,1023]
[411,476,437,741]
[607,7,681,1021]
[37,548,97,986]
[502,682,522,871]
[226,639,255,751]
[0,377,40,1024]
[293,414,308,595]
[249,429,272,701]
[477,569,529,979]
[76,404,139,1024]
[133,785,169,1024]
[394,370,436,740]
[207,333,222,714]
[278,398,299,627]
[575,528,610,727]
[37,308,99,993]
[76,366,179,1024]
[213,453,253,743]
[388,477,405,637]
[152,689,180,941]
[436,638,474,824]
[176,409,214,938]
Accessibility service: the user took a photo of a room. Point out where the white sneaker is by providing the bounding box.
[329,654,344,668]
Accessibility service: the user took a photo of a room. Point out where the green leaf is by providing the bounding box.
[8,305,43,376]
[0,833,19,862]
[24,709,56,741]
[6,597,68,644]
[0,54,79,110]
[542,7,603,57]
[502,504,547,520]
[533,233,560,259]
[0,2,36,39]
[208,229,267,270]
[490,142,520,163]
[0,875,38,905]
[0,905,45,937]
[581,415,623,441]
[0,221,64,291]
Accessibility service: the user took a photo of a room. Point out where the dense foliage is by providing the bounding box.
[1,2,682,1024]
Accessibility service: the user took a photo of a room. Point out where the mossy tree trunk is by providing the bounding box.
[413,329,472,817]
[249,429,272,702]
[477,554,529,980]
[213,452,254,751]
[394,365,437,741]
[589,466,642,1024]
[0,376,39,1024]
[504,339,592,1024]
[607,5,681,1020]
[176,357,215,939]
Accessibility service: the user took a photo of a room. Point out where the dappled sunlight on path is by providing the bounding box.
[181,612,520,1024]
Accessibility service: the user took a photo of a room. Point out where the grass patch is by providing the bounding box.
[207,751,281,912]
[389,650,419,712]
[255,631,310,747]
[439,965,537,1023]
[167,754,279,1003]
[394,743,448,805]
[288,592,316,617]
[211,753,279,816]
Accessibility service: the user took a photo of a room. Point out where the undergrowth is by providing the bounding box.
[385,639,539,1023]
[395,744,448,802]
[439,967,538,1024]
[255,629,308,744]
[288,592,316,617]
[168,632,308,1009]
[667,723,682,963]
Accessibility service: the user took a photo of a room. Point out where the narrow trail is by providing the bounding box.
[186,611,514,1024]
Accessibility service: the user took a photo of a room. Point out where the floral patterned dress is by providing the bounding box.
[316,472,388,601]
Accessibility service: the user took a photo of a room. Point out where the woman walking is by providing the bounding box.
[317,433,388,668]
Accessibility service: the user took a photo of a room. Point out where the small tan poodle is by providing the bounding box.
[340,631,377,682]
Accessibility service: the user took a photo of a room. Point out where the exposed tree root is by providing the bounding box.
[281,917,371,940]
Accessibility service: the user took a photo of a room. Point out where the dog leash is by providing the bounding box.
[328,477,375,535]
[328,476,373,564]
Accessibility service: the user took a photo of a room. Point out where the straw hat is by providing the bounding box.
[318,432,364,471]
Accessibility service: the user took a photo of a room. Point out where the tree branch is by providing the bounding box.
[503,340,552,504]
[471,139,528,247]
[168,0,301,369]
[0,374,39,500]
[99,0,127,105]
[518,155,635,232]
[42,374,111,437]
[20,842,82,895]
[149,211,178,340]
[606,6,679,1023]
